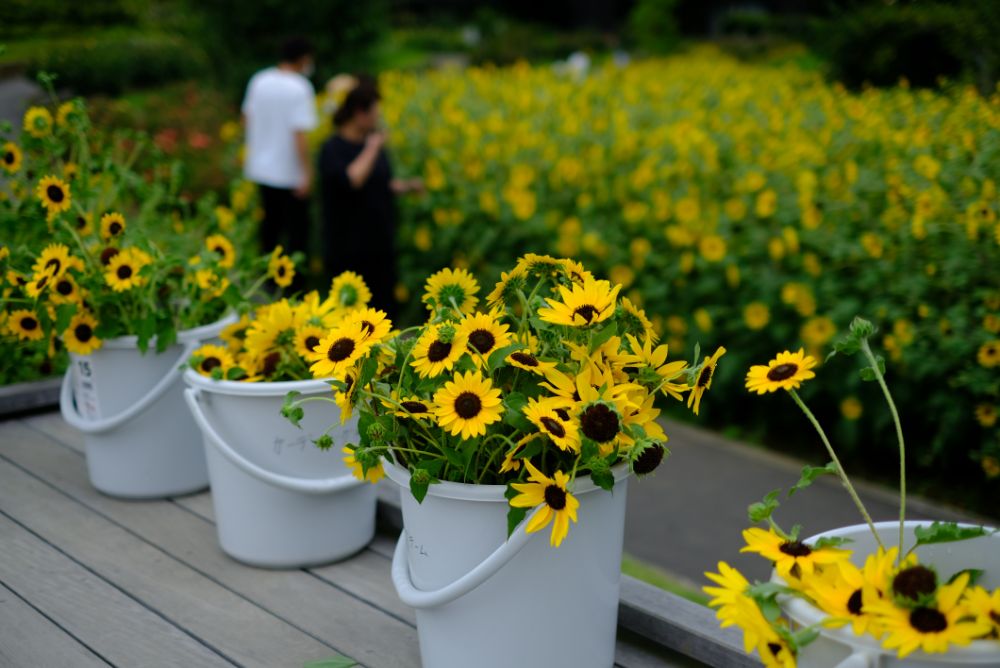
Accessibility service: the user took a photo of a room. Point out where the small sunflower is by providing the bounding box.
[343,446,384,483]
[36,176,72,216]
[704,562,784,658]
[624,334,689,400]
[687,346,726,415]
[25,271,53,299]
[978,340,1000,368]
[56,100,80,128]
[515,253,566,281]
[745,349,817,395]
[308,321,376,379]
[410,323,469,378]
[486,264,529,307]
[509,461,580,547]
[391,395,436,421]
[537,276,621,327]
[105,248,151,292]
[1,142,22,173]
[100,212,127,240]
[268,246,295,287]
[333,366,361,423]
[423,267,480,313]
[244,301,296,358]
[62,312,101,355]
[63,162,78,181]
[560,258,594,285]
[963,586,1000,637]
[330,271,372,309]
[618,296,656,341]
[205,234,236,269]
[802,560,883,638]
[294,324,327,358]
[220,315,251,351]
[74,212,94,236]
[342,307,393,344]
[190,344,236,377]
[523,397,580,452]
[49,274,82,304]
[23,107,53,138]
[32,243,72,279]
[432,370,503,439]
[7,309,44,342]
[740,527,852,581]
[456,310,512,363]
[506,350,557,376]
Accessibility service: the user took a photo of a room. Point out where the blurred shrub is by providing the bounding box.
[628,0,681,55]
[0,0,134,39]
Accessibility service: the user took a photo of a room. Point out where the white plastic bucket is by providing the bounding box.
[779,521,1000,667]
[60,315,235,498]
[183,371,375,568]
[387,460,630,668]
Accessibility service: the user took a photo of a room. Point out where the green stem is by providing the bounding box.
[789,389,884,550]
[861,338,906,559]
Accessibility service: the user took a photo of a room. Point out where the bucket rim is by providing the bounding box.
[383,458,630,502]
[777,520,1000,658]
[182,368,335,396]
[92,312,238,350]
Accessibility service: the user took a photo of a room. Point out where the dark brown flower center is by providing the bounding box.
[767,363,798,381]
[109,221,122,236]
[327,337,356,362]
[893,566,937,601]
[76,215,87,229]
[45,258,61,275]
[990,611,1000,626]
[540,416,566,438]
[21,316,38,331]
[35,275,48,290]
[574,304,599,323]
[401,400,429,414]
[580,403,619,443]
[56,279,73,295]
[100,247,119,265]
[554,407,570,421]
[544,484,567,510]
[909,607,948,633]
[277,265,286,277]
[779,541,812,557]
[47,184,65,203]
[454,392,482,419]
[2,151,13,165]
[304,336,320,351]
[634,443,665,475]
[360,320,375,336]
[201,356,221,372]
[212,245,226,257]
[116,265,133,280]
[427,340,452,362]
[697,365,713,387]
[847,588,863,615]
[262,351,281,376]
[467,329,495,354]
[510,351,539,367]
[766,643,783,657]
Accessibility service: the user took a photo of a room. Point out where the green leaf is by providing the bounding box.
[303,656,358,668]
[758,596,783,623]
[226,366,247,380]
[748,489,781,524]
[947,568,984,587]
[487,342,524,370]
[281,390,304,428]
[913,522,988,549]
[788,462,837,498]
[589,321,618,353]
[792,627,821,650]
[505,484,528,538]
[590,468,614,491]
[409,470,430,504]
[812,536,853,550]
[54,303,77,333]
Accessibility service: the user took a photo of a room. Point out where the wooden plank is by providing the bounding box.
[0,377,61,417]
[0,447,347,668]
[619,577,761,668]
[0,420,422,668]
[615,629,704,668]
[20,410,85,453]
[172,491,215,522]
[0,514,231,667]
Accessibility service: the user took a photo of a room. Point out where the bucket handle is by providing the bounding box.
[184,387,364,496]
[60,342,198,434]
[391,506,543,609]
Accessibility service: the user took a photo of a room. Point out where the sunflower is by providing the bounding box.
[330,271,372,309]
[704,562,784,657]
[32,243,72,279]
[741,527,852,581]
[486,264,529,307]
[746,349,817,394]
[49,274,82,305]
[624,334,689,400]
[205,234,236,269]
[56,100,80,128]
[687,346,726,415]
[36,176,72,216]
[100,212,126,240]
[333,366,360,423]
[62,312,101,355]
[537,276,621,327]
[105,248,151,292]
[509,461,579,547]
[268,246,295,288]
[342,307,393,344]
[410,323,469,378]
[618,296,656,341]
[294,324,327,358]
[308,321,376,379]
[343,446,384,483]
[190,344,236,377]
[574,372,639,451]
[505,349,557,376]
[978,340,1000,368]
[866,572,989,658]
[1,142,21,173]
[523,396,580,452]
[432,370,503,439]
[390,394,436,421]
[802,560,884,638]
[7,309,44,342]
[220,314,251,351]
[515,253,566,281]
[25,271,53,299]
[963,586,1000,636]
[74,212,94,236]
[456,310,512,364]
[423,267,480,313]
[244,301,297,358]
[23,107,53,138]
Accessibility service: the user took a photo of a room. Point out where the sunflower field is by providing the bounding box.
[317,46,1000,503]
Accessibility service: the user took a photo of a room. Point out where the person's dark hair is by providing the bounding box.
[334,78,381,127]
[280,36,313,64]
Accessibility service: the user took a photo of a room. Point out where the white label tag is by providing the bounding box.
[73,358,101,420]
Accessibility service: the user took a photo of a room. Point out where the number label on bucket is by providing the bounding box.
[74,358,101,420]
[272,434,314,456]
[407,533,430,557]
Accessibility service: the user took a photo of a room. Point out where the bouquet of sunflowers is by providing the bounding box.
[188,271,380,384]
[705,318,999,667]
[286,254,725,547]
[1,85,276,382]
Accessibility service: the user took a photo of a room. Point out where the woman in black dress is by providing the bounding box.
[319,78,421,318]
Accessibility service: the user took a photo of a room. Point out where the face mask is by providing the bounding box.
[302,61,315,78]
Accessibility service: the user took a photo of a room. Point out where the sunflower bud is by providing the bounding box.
[438,323,456,344]
[313,434,333,450]
[411,468,431,486]
[366,422,387,444]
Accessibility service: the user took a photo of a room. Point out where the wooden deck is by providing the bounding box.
[0,411,754,668]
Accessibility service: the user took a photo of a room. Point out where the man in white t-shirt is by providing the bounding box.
[241,37,318,278]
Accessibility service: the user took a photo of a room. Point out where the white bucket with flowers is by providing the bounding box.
[288,256,726,667]
[183,272,381,567]
[705,318,1000,667]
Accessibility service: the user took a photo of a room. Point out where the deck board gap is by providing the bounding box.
[304,569,417,631]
